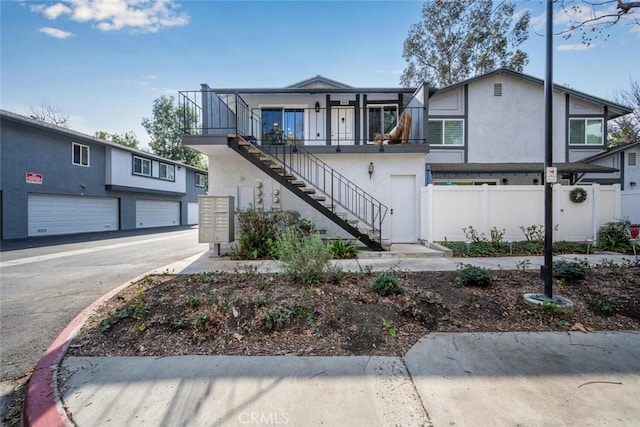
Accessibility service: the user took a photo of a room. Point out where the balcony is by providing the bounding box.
[178,90,429,155]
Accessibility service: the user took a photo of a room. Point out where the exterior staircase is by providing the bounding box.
[228,136,388,251]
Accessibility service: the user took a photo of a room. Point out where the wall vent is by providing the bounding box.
[629,152,637,166]
[493,83,502,97]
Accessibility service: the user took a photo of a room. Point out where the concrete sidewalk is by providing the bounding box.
[24,247,640,426]
[58,332,640,426]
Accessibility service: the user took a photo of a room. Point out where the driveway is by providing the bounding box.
[0,227,208,381]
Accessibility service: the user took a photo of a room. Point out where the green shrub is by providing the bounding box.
[275,228,332,283]
[455,264,496,287]
[371,271,403,296]
[553,259,588,280]
[468,241,496,257]
[233,208,315,260]
[597,220,632,253]
[327,238,358,259]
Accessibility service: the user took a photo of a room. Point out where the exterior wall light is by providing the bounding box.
[315,102,320,113]
[368,162,374,179]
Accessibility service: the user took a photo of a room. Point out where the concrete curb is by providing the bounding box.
[22,268,164,427]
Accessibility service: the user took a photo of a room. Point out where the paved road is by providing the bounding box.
[0,227,208,381]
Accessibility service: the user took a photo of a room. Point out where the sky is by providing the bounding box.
[1,0,639,149]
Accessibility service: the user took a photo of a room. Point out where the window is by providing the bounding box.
[428,119,464,145]
[569,118,603,145]
[629,152,637,166]
[133,156,151,176]
[159,163,175,181]
[367,105,398,142]
[261,108,304,145]
[195,172,206,187]
[72,143,89,166]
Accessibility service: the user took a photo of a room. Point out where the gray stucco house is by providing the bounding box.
[176,69,633,249]
[0,109,207,240]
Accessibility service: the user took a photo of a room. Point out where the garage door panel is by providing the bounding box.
[136,200,180,229]
[28,194,119,236]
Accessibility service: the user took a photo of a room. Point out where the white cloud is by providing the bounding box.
[39,27,74,39]
[557,43,594,52]
[30,3,73,19]
[29,0,189,33]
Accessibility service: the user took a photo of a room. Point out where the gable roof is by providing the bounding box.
[286,75,353,89]
[580,141,640,164]
[432,68,633,119]
[0,109,207,172]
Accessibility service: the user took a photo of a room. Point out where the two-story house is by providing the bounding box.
[0,110,207,240]
[178,69,632,249]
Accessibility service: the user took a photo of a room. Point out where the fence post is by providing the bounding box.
[592,183,600,243]
[481,184,489,237]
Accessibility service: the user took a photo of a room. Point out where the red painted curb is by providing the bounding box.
[22,270,162,427]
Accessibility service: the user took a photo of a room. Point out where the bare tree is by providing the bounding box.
[555,0,640,45]
[608,80,640,146]
[29,102,70,128]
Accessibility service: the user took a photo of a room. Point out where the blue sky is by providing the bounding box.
[1,0,638,149]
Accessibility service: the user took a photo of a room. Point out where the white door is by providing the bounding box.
[331,107,354,145]
[187,202,199,225]
[136,200,180,228]
[28,194,119,236]
[390,175,416,243]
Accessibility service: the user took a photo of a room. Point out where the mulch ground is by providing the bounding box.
[67,264,640,358]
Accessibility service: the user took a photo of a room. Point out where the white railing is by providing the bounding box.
[421,184,622,244]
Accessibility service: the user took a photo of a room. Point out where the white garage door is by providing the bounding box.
[136,200,180,228]
[28,194,119,237]
[187,202,199,225]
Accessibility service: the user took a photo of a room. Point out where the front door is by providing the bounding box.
[331,107,354,145]
[390,175,416,243]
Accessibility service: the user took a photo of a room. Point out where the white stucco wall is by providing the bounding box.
[206,146,425,242]
[466,76,567,163]
[105,148,186,193]
[624,147,640,190]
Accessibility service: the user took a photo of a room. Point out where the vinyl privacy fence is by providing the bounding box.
[421,184,622,244]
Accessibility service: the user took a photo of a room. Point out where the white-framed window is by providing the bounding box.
[159,162,175,181]
[428,119,464,145]
[195,172,206,187]
[569,118,603,145]
[72,142,90,166]
[367,105,398,142]
[133,156,151,176]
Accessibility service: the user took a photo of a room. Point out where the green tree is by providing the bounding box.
[608,80,640,147]
[95,130,140,149]
[401,0,530,88]
[141,95,206,169]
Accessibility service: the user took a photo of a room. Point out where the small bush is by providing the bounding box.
[455,264,496,287]
[233,208,316,260]
[468,241,496,257]
[553,259,587,281]
[371,271,403,296]
[327,238,358,259]
[597,220,632,253]
[275,228,332,283]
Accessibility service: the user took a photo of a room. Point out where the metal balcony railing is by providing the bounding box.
[178,91,426,146]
